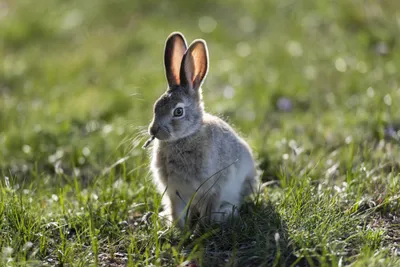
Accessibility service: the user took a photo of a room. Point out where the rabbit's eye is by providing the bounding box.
[173,107,184,117]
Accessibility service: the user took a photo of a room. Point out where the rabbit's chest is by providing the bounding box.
[155,144,208,182]
[167,149,201,176]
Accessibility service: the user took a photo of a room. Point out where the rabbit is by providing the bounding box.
[147,32,259,229]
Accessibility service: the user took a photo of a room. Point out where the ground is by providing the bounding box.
[0,0,399,266]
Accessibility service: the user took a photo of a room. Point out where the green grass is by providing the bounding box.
[1,0,400,266]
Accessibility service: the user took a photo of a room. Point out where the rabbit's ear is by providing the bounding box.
[164,32,187,88]
[180,40,209,92]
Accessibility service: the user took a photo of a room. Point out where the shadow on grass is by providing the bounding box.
[182,200,304,267]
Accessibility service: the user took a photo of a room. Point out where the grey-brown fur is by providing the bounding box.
[148,32,259,228]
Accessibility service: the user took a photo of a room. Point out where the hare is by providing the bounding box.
[146,32,258,229]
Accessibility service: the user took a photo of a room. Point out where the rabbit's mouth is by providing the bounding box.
[157,127,171,140]
[149,124,171,141]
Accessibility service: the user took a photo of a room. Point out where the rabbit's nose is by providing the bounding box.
[149,125,159,136]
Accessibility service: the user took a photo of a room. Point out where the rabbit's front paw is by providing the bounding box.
[158,210,173,226]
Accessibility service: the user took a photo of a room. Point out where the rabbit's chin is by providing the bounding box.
[160,134,184,143]
[162,129,199,143]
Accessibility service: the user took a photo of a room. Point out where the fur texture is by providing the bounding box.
[148,32,259,228]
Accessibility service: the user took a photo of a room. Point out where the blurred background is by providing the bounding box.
[1,0,399,177]
[1,0,400,190]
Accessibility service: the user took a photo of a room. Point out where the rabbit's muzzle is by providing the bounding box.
[149,123,170,140]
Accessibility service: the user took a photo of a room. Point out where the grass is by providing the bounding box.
[0,0,400,266]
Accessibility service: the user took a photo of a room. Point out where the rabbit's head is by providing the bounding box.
[149,32,209,141]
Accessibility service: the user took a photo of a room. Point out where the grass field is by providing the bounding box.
[1,0,400,266]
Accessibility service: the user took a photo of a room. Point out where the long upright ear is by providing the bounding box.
[164,32,187,88]
[180,39,209,91]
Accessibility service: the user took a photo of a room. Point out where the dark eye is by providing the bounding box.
[173,107,184,117]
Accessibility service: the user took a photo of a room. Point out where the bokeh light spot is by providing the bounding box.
[198,16,217,33]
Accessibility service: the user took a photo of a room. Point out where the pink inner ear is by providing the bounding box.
[180,40,208,90]
[170,41,186,84]
[190,45,207,88]
[165,34,187,87]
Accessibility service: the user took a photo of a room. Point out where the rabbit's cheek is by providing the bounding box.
[171,119,187,138]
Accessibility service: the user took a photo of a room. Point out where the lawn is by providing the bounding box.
[0,0,399,266]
